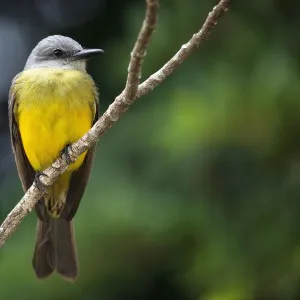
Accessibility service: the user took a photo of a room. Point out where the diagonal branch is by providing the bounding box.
[0,0,231,248]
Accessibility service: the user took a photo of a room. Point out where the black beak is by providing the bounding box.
[72,48,104,60]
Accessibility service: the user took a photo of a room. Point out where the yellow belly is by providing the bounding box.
[14,68,96,172]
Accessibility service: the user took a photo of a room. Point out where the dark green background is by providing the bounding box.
[1,0,300,299]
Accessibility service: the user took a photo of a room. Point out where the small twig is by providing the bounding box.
[0,0,231,248]
[137,0,230,97]
[123,0,159,105]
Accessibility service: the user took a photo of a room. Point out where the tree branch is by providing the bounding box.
[0,0,231,248]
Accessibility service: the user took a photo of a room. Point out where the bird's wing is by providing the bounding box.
[9,75,36,192]
[62,92,99,221]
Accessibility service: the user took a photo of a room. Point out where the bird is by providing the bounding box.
[8,35,103,281]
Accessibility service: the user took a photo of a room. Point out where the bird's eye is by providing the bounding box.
[53,49,64,57]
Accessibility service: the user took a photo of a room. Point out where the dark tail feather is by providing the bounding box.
[32,220,53,279]
[32,218,78,281]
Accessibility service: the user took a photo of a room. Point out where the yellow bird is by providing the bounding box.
[8,35,103,281]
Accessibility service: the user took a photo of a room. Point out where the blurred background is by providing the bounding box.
[0,0,300,299]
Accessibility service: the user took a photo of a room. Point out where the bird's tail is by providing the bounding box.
[32,218,78,281]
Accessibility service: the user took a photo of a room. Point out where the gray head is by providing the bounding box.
[25,35,104,71]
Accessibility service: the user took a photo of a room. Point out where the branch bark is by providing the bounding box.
[0,0,231,248]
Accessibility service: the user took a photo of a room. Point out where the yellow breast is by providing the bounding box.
[13,68,97,171]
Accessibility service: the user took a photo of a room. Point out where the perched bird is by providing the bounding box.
[8,35,103,281]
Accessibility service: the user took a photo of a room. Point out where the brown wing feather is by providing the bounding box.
[9,75,36,192]
[61,98,99,221]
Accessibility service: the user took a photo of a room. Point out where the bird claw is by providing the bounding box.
[60,144,74,165]
[34,172,49,194]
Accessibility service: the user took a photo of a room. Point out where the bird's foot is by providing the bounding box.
[60,144,75,165]
[34,172,49,194]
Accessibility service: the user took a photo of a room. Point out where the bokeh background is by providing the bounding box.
[0,0,299,299]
